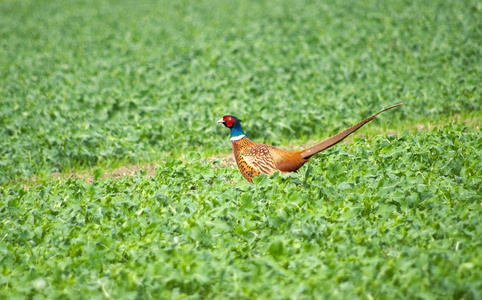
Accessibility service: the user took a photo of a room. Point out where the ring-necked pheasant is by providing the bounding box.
[218,103,404,182]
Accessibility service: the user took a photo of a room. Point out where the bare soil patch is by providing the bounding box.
[15,119,480,189]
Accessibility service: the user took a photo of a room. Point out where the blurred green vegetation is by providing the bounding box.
[1,0,480,183]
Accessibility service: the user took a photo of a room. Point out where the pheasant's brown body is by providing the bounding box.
[232,137,308,182]
[219,104,404,183]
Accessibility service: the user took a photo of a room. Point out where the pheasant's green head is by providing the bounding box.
[217,115,245,140]
[217,115,241,128]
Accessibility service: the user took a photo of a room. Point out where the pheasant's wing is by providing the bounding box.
[241,145,278,176]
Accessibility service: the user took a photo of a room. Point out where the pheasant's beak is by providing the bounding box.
[217,118,225,124]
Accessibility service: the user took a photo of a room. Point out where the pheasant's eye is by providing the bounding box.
[225,117,234,127]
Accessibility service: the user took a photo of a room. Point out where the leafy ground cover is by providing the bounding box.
[2,127,481,299]
[1,0,481,298]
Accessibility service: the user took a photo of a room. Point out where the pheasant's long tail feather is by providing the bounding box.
[300,103,404,159]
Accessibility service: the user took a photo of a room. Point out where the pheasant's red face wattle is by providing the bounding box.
[225,117,234,128]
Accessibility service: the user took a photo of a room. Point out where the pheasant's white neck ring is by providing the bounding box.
[230,134,245,141]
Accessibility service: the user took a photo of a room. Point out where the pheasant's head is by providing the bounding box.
[217,115,242,128]
[217,115,245,140]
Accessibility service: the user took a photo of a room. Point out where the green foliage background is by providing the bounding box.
[1,0,481,298]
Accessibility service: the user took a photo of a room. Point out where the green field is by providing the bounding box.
[1,0,481,298]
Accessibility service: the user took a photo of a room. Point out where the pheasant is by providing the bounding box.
[218,103,404,183]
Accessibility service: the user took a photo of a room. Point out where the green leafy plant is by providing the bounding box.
[2,126,481,299]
